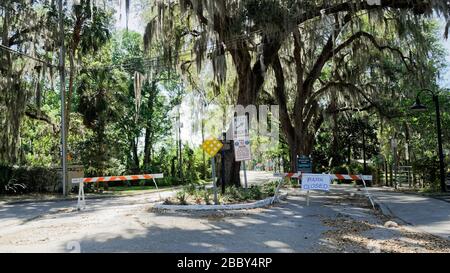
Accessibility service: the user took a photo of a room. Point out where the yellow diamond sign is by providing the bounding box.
[201,138,223,156]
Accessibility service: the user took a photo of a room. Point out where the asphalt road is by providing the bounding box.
[239,171,279,187]
[0,188,352,252]
[1,172,449,253]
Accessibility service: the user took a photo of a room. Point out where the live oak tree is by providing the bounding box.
[0,0,59,164]
[141,0,450,186]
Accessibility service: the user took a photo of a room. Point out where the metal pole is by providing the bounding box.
[221,132,226,194]
[243,161,248,189]
[433,94,447,192]
[211,157,218,204]
[362,128,367,174]
[58,0,67,196]
[177,109,183,183]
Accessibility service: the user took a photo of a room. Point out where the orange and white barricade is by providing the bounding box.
[273,172,374,208]
[274,172,373,181]
[72,173,164,210]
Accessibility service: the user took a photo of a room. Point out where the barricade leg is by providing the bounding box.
[151,177,162,200]
[77,181,86,211]
[271,179,284,204]
[360,175,375,210]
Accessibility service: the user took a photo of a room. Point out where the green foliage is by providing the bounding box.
[0,165,59,194]
[183,183,197,196]
[203,189,212,205]
[176,190,187,205]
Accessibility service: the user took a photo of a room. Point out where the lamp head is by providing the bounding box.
[410,97,427,112]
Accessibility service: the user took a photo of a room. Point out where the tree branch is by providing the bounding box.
[25,106,57,133]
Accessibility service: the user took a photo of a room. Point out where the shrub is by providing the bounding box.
[184,183,197,195]
[348,162,364,175]
[225,186,246,201]
[331,165,349,174]
[0,166,60,194]
[176,190,188,205]
[203,190,212,205]
[261,181,278,197]
[3,179,27,194]
[0,165,13,194]
[248,185,263,200]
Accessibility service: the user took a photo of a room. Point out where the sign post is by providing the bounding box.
[243,161,248,189]
[211,157,217,204]
[201,138,224,205]
[234,115,251,189]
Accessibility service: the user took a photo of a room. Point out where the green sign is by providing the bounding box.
[297,155,312,173]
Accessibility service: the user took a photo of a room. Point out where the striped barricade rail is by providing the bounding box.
[72,173,164,210]
[273,172,374,208]
[273,172,302,178]
[330,174,373,181]
[274,173,372,181]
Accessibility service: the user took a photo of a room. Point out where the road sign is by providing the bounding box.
[297,155,312,173]
[234,115,251,162]
[201,138,223,157]
[301,174,331,192]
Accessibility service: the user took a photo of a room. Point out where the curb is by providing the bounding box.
[348,188,394,217]
[1,186,182,205]
[153,193,288,212]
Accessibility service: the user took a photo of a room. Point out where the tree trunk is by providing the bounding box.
[132,138,139,173]
[220,39,280,187]
[0,8,27,165]
[143,82,156,170]
[143,126,152,170]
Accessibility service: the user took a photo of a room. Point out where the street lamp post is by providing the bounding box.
[410,88,447,192]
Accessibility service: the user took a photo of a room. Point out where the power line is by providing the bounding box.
[82,9,371,71]
[0,44,58,67]
[0,2,373,73]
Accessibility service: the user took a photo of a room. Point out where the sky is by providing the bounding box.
[437,18,450,88]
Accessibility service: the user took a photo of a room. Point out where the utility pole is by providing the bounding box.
[433,94,446,192]
[58,0,68,196]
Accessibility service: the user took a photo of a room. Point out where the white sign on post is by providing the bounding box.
[234,115,251,162]
[301,174,331,192]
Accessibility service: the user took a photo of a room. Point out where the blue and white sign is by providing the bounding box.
[301,174,331,192]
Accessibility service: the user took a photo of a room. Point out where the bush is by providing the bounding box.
[248,185,263,200]
[203,190,212,205]
[0,165,13,194]
[0,165,60,194]
[261,181,278,197]
[184,183,197,195]
[3,179,27,194]
[331,165,349,174]
[176,190,188,205]
[347,162,364,175]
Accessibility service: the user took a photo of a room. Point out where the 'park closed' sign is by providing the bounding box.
[301,174,331,192]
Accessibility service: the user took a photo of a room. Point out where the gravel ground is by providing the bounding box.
[0,187,449,253]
